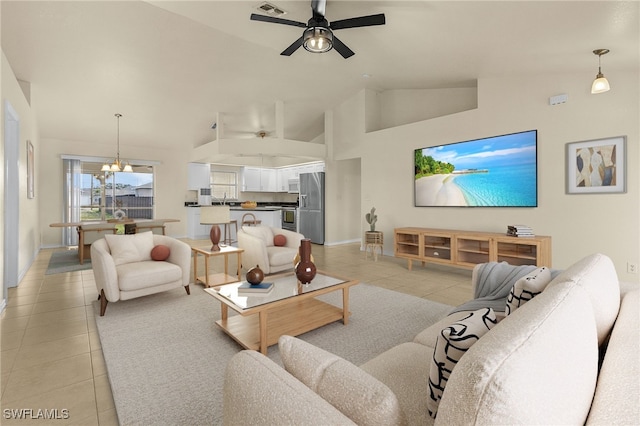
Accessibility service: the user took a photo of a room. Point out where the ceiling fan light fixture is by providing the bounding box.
[591,49,611,94]
[303,27,333,53]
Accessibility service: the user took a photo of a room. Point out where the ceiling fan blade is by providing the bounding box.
[281,36,304,56]
[250,13,307,28]
[311,0,326,19]
[332,35,355,59]
[330,13,386,30]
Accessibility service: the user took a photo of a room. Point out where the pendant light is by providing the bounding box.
[102,113,133,172]
[591,49,611,94]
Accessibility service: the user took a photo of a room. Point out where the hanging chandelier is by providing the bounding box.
[102,113,133,172]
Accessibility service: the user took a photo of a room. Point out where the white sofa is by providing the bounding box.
[223,253,639,425]
[91,232,191,315]
[236,225,305,274]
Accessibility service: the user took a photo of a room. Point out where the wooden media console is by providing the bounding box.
[394,227,551,270]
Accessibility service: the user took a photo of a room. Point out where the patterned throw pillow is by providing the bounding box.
[427,308,497,418]
[505,266,552,315]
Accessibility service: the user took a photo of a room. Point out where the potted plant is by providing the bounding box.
[365,207,383,245]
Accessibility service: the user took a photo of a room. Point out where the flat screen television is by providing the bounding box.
[414,130,537,207]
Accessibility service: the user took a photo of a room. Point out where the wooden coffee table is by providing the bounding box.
[204,271,359,354]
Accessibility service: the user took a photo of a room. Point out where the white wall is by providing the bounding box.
[325,158,361,246]
[1,51,41,299]
[377,87,478,131]
[337,71,639,282]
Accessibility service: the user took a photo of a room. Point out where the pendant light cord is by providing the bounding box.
[115,113,122,164]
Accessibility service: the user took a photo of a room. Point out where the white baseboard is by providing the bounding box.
[324,238,361,247]
[40,243,66,249]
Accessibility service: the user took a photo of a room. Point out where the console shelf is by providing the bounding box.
[394,227,551,270]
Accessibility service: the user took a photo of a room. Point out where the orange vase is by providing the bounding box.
[295,239,316,284]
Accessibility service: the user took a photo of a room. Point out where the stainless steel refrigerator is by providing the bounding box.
[298,172,325,244]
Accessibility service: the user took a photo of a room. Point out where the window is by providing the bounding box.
[87,168,155,221]
[211,170,238,201]
[62,157,155,243]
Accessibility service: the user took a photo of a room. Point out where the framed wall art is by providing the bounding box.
[566,136,626,194]
[27,140,35,199]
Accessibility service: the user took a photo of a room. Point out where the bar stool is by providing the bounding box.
[222,220,238,245]
[241,213,261,227]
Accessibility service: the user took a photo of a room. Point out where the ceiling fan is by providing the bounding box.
[250,0,385,59]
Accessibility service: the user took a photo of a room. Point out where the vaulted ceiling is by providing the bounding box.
[2,1,638,159]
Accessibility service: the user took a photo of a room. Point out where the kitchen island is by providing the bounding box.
[186,205,287,240]
[230,207,282,228]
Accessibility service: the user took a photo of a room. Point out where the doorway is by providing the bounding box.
[3,100,20,299]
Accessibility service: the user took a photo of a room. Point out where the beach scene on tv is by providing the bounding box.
[414,130,537,207]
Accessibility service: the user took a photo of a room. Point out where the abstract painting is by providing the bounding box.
[566,136,626,194]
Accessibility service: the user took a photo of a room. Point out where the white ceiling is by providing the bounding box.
[2,1,638,161]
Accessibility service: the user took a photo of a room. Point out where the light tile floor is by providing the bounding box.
[1,240,473,425]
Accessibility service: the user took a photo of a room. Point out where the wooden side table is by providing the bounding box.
[364,231,383,261]
[192,245,244,287]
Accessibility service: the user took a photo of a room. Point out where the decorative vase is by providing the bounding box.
[295,239,316,284]
[246,265,264,285]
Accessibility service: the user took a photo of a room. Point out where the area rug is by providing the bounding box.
[95,283,453,425]
[45,250,91,275]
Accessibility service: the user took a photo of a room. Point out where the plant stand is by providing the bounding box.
[364,231,383,261]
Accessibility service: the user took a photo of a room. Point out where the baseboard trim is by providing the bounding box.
[324,238,361,247]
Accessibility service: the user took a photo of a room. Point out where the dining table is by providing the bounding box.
[49,219,180,263]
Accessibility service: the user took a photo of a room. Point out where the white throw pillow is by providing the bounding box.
[242,226,275,247]
[427,307,497,418]
[105,231,154,266]
[505,266,552,315]
[279,335,405,426]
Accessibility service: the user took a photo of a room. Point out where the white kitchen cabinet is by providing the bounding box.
[260,168,277,192]
[186,207,212,239]
[276,168,294,192]
[289,166,302,178]
[242,163,324,193]
[243,167,261,192]
[287,162,324,178]
[242,167,277,192]
[187,163,211,190]
[298,164,317,175]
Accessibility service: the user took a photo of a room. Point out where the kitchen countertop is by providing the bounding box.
[230,207,282,211]
[185,204,296,211]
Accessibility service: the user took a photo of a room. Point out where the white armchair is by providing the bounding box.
[91,232,191,315]
[237,226,305,275]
